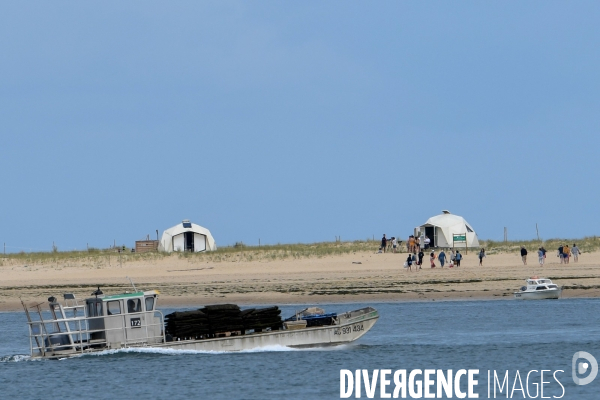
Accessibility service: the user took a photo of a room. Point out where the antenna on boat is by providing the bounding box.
[126,276,137,292]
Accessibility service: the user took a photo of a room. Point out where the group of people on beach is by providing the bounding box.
[521,244,581,266]
[406,234,430,253]
[379,234,400,253]
[521,243,581,266]
[383,233,584,271]
[404,248,465,272]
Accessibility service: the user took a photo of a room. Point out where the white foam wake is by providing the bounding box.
[84,343,354,358]
[85,344,299,357]
[0,354,33,362]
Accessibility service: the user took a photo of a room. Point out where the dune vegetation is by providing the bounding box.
[1,236,599,267]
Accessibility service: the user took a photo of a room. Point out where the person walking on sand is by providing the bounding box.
[558,245,564,264]
[417,249,424,269]
[381,234,387,253]
[392,237,397,253]
[520,246,528,265]
[438,250,446,268]
[411,253,417,270]
[405,254,413,272]
[563,244,570,264]
[430,251,436,268]
[572,244,580,262]
[541,246,547,262]
[478,248,486,266]
[538,247,544,266]
[450,250,456,268]
[455,250,462,267]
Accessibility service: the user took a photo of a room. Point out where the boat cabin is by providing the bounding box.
[525,278,559,291]
[23,289,165,358]
[85,290,163,346]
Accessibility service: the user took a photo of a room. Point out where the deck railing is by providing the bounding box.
[25,305,165,357]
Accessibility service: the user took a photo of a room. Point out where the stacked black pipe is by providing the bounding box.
[241,306,283,331]
[165,304,283,339]
[164,310,209,338]
[200,304,244,333]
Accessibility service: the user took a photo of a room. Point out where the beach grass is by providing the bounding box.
[1,236,599,266]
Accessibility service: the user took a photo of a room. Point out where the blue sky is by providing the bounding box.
[1,2,599,252]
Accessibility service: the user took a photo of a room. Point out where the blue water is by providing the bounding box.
[2,299,600,399]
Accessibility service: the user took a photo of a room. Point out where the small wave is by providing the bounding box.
[0,354,33,362]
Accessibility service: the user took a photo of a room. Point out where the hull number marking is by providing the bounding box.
[334,324,364,335]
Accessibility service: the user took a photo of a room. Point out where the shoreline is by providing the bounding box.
[2,288,600,313]
[2,250,600,312]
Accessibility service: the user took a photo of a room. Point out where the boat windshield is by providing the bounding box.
[535,286,548,291]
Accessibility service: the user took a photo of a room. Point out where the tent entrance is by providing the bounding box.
[425,226,435,248]
[184,232,194,252]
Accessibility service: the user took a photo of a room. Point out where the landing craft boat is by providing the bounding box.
[513,277,562,300]
[21,287,379,360]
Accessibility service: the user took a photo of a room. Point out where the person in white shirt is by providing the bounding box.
[572,244,580,262]
[391,237,397,253]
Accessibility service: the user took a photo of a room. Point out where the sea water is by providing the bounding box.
[2,299,600,399]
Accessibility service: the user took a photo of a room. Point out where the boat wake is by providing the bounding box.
[0,354,33,362]
[81,343,357,358]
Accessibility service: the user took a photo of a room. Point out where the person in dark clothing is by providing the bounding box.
[381,234,387,253]
[406,254,413,272]
[520,246,528,265]
[557,245,564,264]
[417,250,424,269]
[455,251,462,267]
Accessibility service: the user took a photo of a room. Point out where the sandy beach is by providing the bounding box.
[1,250,599,312]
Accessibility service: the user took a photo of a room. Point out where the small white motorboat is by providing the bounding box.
[514,277,562,300]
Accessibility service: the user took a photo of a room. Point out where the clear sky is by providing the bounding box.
[1,2,599,252]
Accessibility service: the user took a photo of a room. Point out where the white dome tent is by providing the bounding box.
[158,220,217,253]
[416,210,480,249]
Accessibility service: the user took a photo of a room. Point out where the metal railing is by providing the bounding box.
[25,307,165,358]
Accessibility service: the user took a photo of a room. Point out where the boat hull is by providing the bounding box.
[514,289,561,300]
[155,313,378,352]
[30,307,379,359]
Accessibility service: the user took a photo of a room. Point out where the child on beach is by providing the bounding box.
[406,254,413,271]
[430,251,436,268]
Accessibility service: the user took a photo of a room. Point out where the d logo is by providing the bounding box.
[572,351,598,385]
